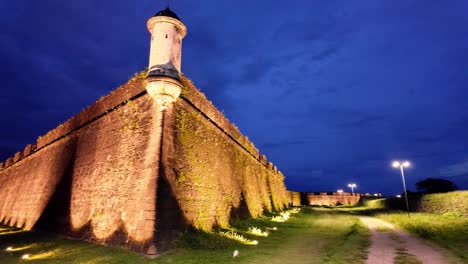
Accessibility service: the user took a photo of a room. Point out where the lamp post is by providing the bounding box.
[337,189,343,195]
[392,160,411,218]
[347,183,356,194]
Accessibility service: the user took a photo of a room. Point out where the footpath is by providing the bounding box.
[359,216,460,264]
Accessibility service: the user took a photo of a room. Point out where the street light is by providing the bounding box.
[347,183,356,194]
[392,160,411,217]
[337,189,343,195]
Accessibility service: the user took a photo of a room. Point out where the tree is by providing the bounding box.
[415,178,458,194]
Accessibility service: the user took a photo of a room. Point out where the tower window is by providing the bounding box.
[165,34,168,39]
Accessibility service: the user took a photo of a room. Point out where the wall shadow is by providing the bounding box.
[229,193,251,222]
[155,163,187,252]
[35,137,78,233]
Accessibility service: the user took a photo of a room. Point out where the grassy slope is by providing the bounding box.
[0,208,369,264]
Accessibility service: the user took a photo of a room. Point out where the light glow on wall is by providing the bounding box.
[271,208,300,222]
[219,230,259,245]
[247,227,269,237]
[4,244,35,252]
[28,250,61,260]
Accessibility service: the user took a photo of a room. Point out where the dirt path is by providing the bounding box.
[359,216,459,264]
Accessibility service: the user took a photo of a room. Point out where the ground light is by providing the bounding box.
[247,227,269,237]
[219,230,259,245]
[271,208,301,222]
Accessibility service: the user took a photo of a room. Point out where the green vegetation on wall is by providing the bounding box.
[170,100,288,231]
[361,191,468,217]
[420,191,468,217]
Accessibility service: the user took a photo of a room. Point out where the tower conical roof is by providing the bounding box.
[154,7,181,21]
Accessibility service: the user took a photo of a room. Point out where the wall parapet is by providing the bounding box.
[1,74,282,177]
[180,76,280,175]
[0,76,147,170]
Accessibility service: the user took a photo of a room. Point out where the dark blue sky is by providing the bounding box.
[1,1,467,195]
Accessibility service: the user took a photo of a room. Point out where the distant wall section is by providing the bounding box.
[305,192,363,206]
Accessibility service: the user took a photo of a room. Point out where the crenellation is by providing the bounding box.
[35,80,146,150]
[13,152,22,163]
[4,157,13,167]
[23,144,35,156]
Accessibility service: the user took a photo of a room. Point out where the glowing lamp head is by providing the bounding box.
[5,247,13,251]
[21,254,30,260]
[337,189,343,193]
[393,160,410,168]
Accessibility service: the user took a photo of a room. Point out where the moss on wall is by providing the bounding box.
[164,97,288,232]
[420,191,468,216]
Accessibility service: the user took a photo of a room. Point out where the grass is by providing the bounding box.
[0,226,150,264]
[0,207,370,263]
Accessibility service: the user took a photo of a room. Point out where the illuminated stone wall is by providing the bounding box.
[0,74,288,254]
[0,78,158,252]
[305,192,361,206]
[288,191,301,206]
[158,77,288,232]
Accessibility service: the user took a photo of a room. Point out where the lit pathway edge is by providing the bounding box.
[359,216,454,264]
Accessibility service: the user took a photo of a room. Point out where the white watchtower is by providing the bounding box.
[145,8,187,107]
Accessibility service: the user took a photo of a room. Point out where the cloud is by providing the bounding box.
[334,113,386,129]
[440,160,468,178]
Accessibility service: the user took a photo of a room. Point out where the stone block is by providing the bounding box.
[23,144,36,156]
[268,162,273,169]
[13,152,22,163]
[5,157,13,167]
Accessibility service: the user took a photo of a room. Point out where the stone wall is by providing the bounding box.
[0,78,158,252]
[0,74,289,254]
[288,191,301,206]
[156,77,288,233]
[305,192,362,206]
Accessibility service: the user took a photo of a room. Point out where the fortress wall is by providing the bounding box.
[305,192,361,206]
[288,191,301,206]
[0,77,161,252]
[0,74,289,253]
[156,77,288,232]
